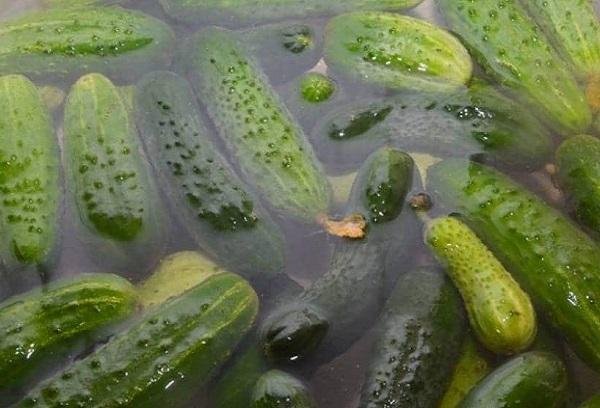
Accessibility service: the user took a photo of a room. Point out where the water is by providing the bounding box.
[0,0,599,406]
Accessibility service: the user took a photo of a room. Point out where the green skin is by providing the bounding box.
[299,73,335,104]
[428,159,600,373]
[0,74,60,268]
[426,216,537,355]
[436,0,591,134]
[360,267,466,408]
[18,273,258,408]
[160,0,423,27]
[251,370,316,408]
[64,73,157,243]
[0,274,138,393]
[260,148,414,364]
[459,352,567,408]
[556,135,600,236]
[188,27,330,222]
[135,71,286,282]
[324,12,472,92]
[522,0,600,78]
[581,395,600,408]
[0,7,175,79]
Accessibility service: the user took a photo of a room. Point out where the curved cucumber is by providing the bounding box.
[251,370,316,408]
[18,273,258,408]
[260,148,414,364]
[360,267,466,408]
[437,0,591,134]
[0,274,138,393]
[324,12,472,92]
[135,71,286,281]
[0,7,175,79]
[556,135,600,236]
[459,352,567,408]
[187,27,330,222]
[160,0,423,27]
[428,159,600,372]
[426,216,537,354]
[0,74,60,270]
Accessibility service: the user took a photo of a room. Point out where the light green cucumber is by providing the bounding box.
[251,370,316,408]
[0,74,60,270]
[300,73,336,104]
[188,27,330,222]
[324,12,472,92]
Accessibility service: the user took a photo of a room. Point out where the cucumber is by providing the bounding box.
[251,370,316,408]
[439,336,492,408]
[556,135,600,236]
[160,0,424,27]
[324,12,472,92]
[0,274,138,394]
[459,352,567,408]
[436,0,591,134]
[0,74,60,270]
[310,83,552,174]
[299,73,336,104]
[18,273,258,408]
[428,159,600,372]
[135,71,286,281]
[426,216,537,354]
[187,27,330,222]
[260,148,414,364]
[360,267,466,408]
[581,395,600,408]
[0,7,175,80]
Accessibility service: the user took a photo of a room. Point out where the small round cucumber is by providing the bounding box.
[251,370,316,408]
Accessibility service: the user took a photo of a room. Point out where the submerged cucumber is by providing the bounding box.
[428,159,600,372]
[251,370,316,408]
[324,12,472,92]
[135,71,286,281]
[299,73,336,104]
[0,74,60,270]
[360,267,466,408]
[426,216,537,354]
[459,352,567,408]
[19,273,258,408]
[437,0,591,133]
[0,7,175,79]
[187,27,330,222]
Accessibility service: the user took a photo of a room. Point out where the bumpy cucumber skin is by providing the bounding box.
[160,0,423,27]
[428,159,600,372]
[18,273,258,408]
[0,274,138,391]
[437,0,591,134]
[188,27,330,222]
[324,12,472,92]
[360,267,466,408]
[251,370,316,408]
[426,216,537,354]
[556,135,600,235]
[459,352,567,408]
[135,71,286,281]
[261,148,414,364]
[0,75,60,269]
[0,7,175,79]
[522,0,600,78]
[299,73,335,104]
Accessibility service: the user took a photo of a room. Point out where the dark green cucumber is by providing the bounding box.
[556,135,600,236]
[187,27,331,222]
[360,267,466,408]
[436,0,591,134]
[0,274,138,393]
[260,148,414,364]
[0,74,60,270]
[310,84,552,174]
[160,0,423,27]
[135,71,286,282]
[428,159,600,372]
[251,370,316,408]
[0,7,175,79]
[581,394,600,408]
[426,216,537,354]
[459,352,567,408]
[18,273,258,408]
[324,12,472,92]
